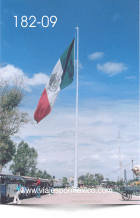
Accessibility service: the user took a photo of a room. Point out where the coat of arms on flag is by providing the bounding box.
[34,39,75,123]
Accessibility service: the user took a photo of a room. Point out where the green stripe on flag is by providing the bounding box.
[60,39,75,90]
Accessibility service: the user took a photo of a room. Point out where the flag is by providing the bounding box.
[34,39,75,123]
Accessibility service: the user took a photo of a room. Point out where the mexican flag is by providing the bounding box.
[34,39,75,123]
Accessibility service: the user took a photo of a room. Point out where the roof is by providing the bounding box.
[40,179,50,182]
[0,174,50,182]
[22,176,50,182]
[21,176,37,181]
[102,180,108,182]
[0,173,25,180]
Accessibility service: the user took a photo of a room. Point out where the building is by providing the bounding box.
[67,176,74,183]
[101,179,108,186]
[53,179,63,187]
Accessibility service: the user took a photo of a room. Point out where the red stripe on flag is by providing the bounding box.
[34,88,51,123]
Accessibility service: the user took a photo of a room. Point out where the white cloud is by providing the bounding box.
[125,76,136,80]
[0,64,24,81]
[28,73,49,86]
[0,64,49,91]
[90,154,100,160]
[97,62,128,76]
[88,52,104,60]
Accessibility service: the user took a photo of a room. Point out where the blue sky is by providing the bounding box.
[0,0,139,181]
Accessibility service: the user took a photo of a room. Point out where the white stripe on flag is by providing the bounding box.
[45,59,63,109]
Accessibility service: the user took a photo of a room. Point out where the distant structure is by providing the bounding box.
[124,169,127,185]
[101,179,108,187]
[67,176,74,187]
[118,132,123,181]
[132,159,134,180]
[53,178,63,187]
[67,176,74,183]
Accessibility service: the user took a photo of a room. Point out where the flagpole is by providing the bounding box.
[74,26,79,188]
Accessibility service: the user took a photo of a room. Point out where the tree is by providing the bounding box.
[116,180,123,186]
[62,177,68,186]
[36,169,52,179]
[0,137,16,168]
[42,170,52,180]
[95,174,104,183]
[78,173,94,186]
[35,169,44,178]
[78,173,104,186]
[78,175,86,181]
[85,173,94,185]
[27,168,52,179]
[10,140,38,176]
[0,79,29,143]
[89,174,94,183]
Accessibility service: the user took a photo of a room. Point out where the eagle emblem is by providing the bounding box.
[49,73,61,92]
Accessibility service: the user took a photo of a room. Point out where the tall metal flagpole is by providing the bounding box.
[74,26,79,188]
